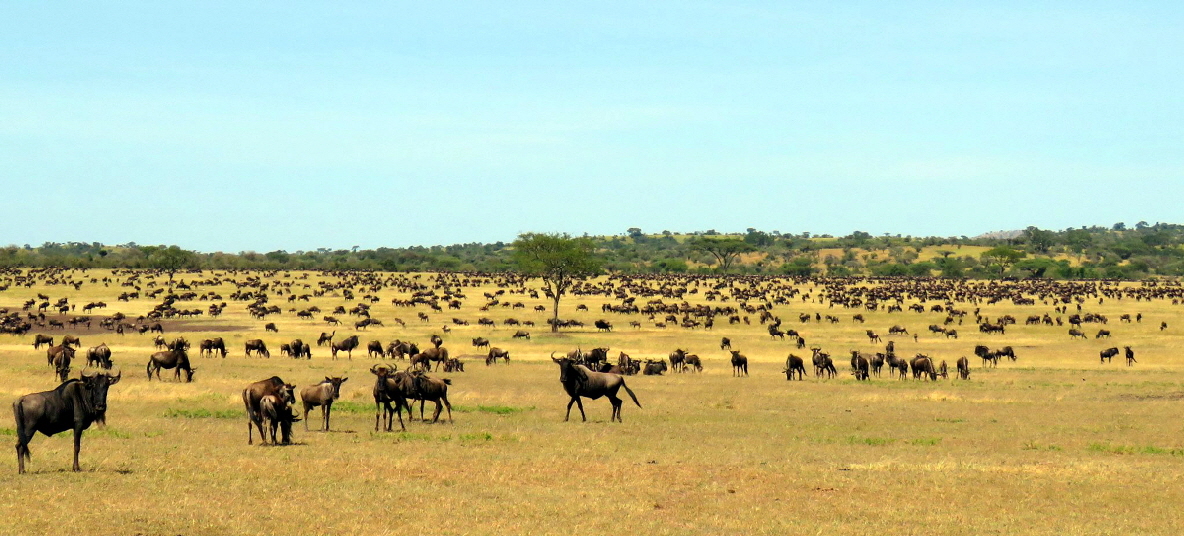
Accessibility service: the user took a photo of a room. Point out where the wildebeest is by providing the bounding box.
[668,349,686,373]
[551,355,641,422]
[242,377,296,445]
[870,353,885,377]
[643,360,667,375]
[684,354,703,373]
[300,377,348,431]
[729,350,749,377]
[812,348,837,378]
[430,334,443,348]
[957,356,970,380]
[850,351,869,380]
[86,343,113,369]
[888,325,908,335]
[720,337,731,350]
[595,319,612,332]
[47,345,75,382]
[1068,329,1086,339]
[265,322,278,333]
[367,340,384,358]
[784,354,806,380]
[1096,329,1111,339]
[486,347,510,365]
[910,354,937,380]
[472,337,490,349]
[245,339,270,358]
[370,365,409,432]
[290,339,311,359]
[146,347,195,382]
[866,330,881,343]
[317,331,335,346]
[511,330,531,340]
[331,335,360,360]
[200,337,227,358]
[401,370,454,423]
[412,347,449,371]
[1100,347,1119,364]
[1125,346,1136,366]
[62,335,81,347]
[13,370,121,473]
[259,392,299,445]
[33,334,53,349]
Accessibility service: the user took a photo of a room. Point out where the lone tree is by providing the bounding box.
[688,237,755,272]
[512,233,602,332]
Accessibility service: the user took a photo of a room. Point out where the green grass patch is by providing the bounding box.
[934,418,966,423]
[1088,442,1184,456]
[1022,441,1063,451]
[331,401,374,414]
[846,436,896,446]
[164,408,244,419]
[459,432,494,441]
[0,427,15,436]
[909,437,942,446]
[452,404,533,415]
[90,428,132,439]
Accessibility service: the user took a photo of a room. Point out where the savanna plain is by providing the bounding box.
[1,269,1183,535]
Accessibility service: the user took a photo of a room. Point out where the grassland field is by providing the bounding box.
[1,269,1183,535]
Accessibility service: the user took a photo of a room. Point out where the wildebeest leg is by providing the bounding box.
[323,403,331,431]
[431,400,442,423]
[72,427,83,472]
[575,397,586,422]
[419,399,426,421]
[565,397,579,421]
[374,402,382,432]
[305,403,313,431]
[609,395,622,422]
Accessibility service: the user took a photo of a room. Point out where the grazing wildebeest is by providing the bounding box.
[367,340,384,358]
[331,335,360,360]
[149,323,164,334]
[486,347,510,365]
[13,370,121,473]
[1068,329,1086,339]
[729,350,749,377]
[945,329,958,339]
[643,360,667,375]
[720,337,732,350]
[1096,329,1111,339]
[265,322,278,333]
[957,356,970,380]
[200,337,228,358]
[910,355,937,380]
[33,334,54,349]
[317,331,335,346]
[62,335,81,348]
[153,335,167,349]
[245,339,270,358]
[370,365,408,432]
[511,330,531,340]
[86,343,113,369]
[300,377,348,431]
[259,392,299,445]
[472,337,490,349]
[888,325,908,335]
[49,345,74,382]
[1125,346,1136,366]
[147,347,195,382]
[552,355,641,423]
[938,360,949,379]
[242,377,296,445]
[1100,347,1119,364]
[784,354,806,380]
[684,354,703,373]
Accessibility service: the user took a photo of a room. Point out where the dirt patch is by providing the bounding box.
[1114,392,1184,401]
[17,314,248,336]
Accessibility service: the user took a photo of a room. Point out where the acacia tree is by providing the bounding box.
[512,233,602,332]
[688,237,755,272]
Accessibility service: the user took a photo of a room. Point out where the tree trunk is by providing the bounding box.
[551,293,561,333]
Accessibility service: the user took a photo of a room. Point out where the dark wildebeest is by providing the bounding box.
[684,354,703,373]
[430,334,443,348]
[1068,329,1086,339]
[13,370,121,473]
[265,322,278,333]
[414,346,449,371]
[331,335,360,360]
[729,350,749,377]
[370,365,409,432]
[400,370,454,423]
[720,337,732,350]
[866,330,881,343]
[512,330,531,340]
[486,347,510,365]
[850,351,869,381]
[1125,346,1136,366]
[812,348,837,378]
[957,357,970,380]
[259,392,299,445]
[870,353,885,377]
[1096,329,1111,339]
[146,347,195,382]
[552,355,641,422]
[62,335,81,348]
[300,377,348,431]
[47,345,75,382]
[472,337,490,349]
[245,339,270,358]
[200,337,228,358]
[974,345,998,368]
[938,360,949,380]
[242,377,296,445]
[33,334,53,349]
[367,340,384,358]
[290,339,311,359]
[910,355,937,380]
[595,319,612,332]
[643,360,667,375]
[1100,347,1119,364]
[668,349,686,373]
[784,354,806,380]
[86,343,113,369]
[317,331,335,346]
[154,335,167,349]
[149,322,164,334]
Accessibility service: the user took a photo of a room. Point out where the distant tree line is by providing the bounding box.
[3,222,1183,279]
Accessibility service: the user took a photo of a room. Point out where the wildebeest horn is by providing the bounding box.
[550,351,560,362]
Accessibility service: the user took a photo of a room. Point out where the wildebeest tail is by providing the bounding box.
[442,378,452,385]
[13,400,30,462]
[622,382,641,408]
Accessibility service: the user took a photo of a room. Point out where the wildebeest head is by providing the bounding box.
[82,369,121,414]
[325,376,348,399]
[551,353,586,384]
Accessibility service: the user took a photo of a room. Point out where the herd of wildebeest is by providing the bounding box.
[1,267,1180,473]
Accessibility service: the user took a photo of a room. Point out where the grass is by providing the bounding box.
[2,269,1184,534]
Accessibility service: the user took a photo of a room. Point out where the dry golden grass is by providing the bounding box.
[1,270,1183,535]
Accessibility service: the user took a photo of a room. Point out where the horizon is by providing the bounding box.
[3,3,1181,251]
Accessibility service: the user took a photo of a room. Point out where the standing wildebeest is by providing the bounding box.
[265,322,278,333]
[245,339,270,358]
[784,354,806,380]
[86,343,113,369]
[850,351,869,381]
[472,337,490,349]
[957,357,970,380]
[242,377,296,445]
[370,365,408,432]
[200,337,228,358]
[414,346,449,371]
[401,370,454,423]
[729,350,749,377]
[812,348,837,378]
[153,335,167,349]
[62,335,81,348]
[290,339,311,359]
[317,331,335,346]
[595,319,613,332]
[870,353,885,377]
[668,349,687,373]
[1096,329,1111,339]
[1125,346,1136,366]
[13,370,121,473]
[331,335,360,360]
[367,340,384,358]
[48,345,74,382]
[866,330,881,343]
[1100,347,1119,364]
[430,334,444,348]
[486,347,510,365]
[552,355,641,422]
[300,377,348,431]
[684,354,703,373]
[259,391,299,445]
[910,355,937,380]
[720,337,732,350]
[974,345,998,368]
[147,347,195,382]
[1068,329,1086,339]
[33,334,53,349]
[512,330,531,340]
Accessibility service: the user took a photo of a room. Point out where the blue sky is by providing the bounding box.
[2,2,1181,252]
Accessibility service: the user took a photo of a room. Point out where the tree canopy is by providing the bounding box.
[688,237,755,272]
[512,233,602,331]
